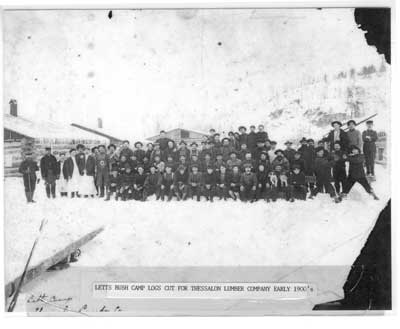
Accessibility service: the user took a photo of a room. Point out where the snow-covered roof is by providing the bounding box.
[3,114,109,142]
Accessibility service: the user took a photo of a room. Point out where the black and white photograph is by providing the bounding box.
[2,3,393,316]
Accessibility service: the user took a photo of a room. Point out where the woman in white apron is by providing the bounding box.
[57,152,69,196]
[66,149,80,197]
[79,148,97,197]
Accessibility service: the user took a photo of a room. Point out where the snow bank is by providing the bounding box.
[4,165,390,285]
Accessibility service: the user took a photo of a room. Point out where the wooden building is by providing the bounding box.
[376,131,387,165]
[4,114,109,177]
[70,123,123,145]
[147,128,208,145]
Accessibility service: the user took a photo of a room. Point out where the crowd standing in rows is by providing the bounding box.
[18,121,379,204]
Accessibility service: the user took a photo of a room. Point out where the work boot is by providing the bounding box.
[105,193,110,201]
[100,187,105,198]
[71,192,75,198]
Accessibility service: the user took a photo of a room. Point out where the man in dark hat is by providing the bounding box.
[214,153,225,174]
[145,143,154,162]
[288,164,307,201]
[227,165,242,200]
[213,133,222,151]
[163,140,176,162]
[238,126,248,148]
[325,120,349,152]
[346,120,362,151]
[133,141,146,164]
[40,146,58,199]
[159,165,175,201]
[143,165,161,201]
[119,140,133,159]
[155,130,173,152]
[19,152,39,203]
[253,138,268,161]
[310,146,340,202]
[283,141,296,165]
[247,125,257,154]
[203,166,217,202]
[226,151,242,171]
[105,163,121,201]
[176,140,191,161]
[190,142,200,158]
[173,165,189,201]
[119,164,134,201]
[362,120,378,177]
[220,137,234,161]
[240,164,257,202]
[271,149,290,171]
[290,151,305,172]
[341,146,379,200]
[331,142,347,194]
[216,164,229,200]
[189,153,202,171]
[256,124,269,145]
[241,152,256,172]
[95,145,110,198]
[133,165,147,201]
[188,164,203,201]
[208,128,216,143]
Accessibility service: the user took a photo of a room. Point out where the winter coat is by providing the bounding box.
[247,132,257,150]
[203,172,216,185]
[161,172,174,187]
[201,160,214,172]
[332,151,347,178]
[134,173,147,187]
[120,172,135,188]
[347,154,366,179]
[362,129,378,153]
[240,172,257,187]
[164,147,177,161]
[256,131,269,143]
[216,172,228,185]
[289,172,306,186]
[63,157,75,179]
[238,133,248,147]
[290,158,305,172]
[119,147,134,160]
[284,149,296,164]
[19,159,39,179]
[347,129,363,150]
[253,147,268,162]
[95,153,110,173]
[325,129,350,151]
[108,175,121,189]
[174,169,189,185]
[227,172,241,187]
[226,158,242,171]
[256,170,268,186]
[40,154,58,179]
[313,156,334,181]
[133,149,146,163]
[220,145,234,161]
[155,137,173,151]
[189,172,203,185]
[145,173,160,187]
[272,156,290,171]
[298,145,315,175]
[76,153,96,176]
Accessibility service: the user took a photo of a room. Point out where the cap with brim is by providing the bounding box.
[294,150,301,155]
[179,141,187,145]
[214,133,220,137]
[222,137,230,143]
[366,120,374,124]
[260,150,268,155]
[122,140,130,144]
[270,141,277,145]
[69,148,76,153]
[191,164,199,169]
[256,138,265,143]
[274,149,284,155]
[347,120,356,126]
[331,121,342,127]
[315,146,325,153]
[206,166,214,170]
[134,141,143,147]
[190,142,198,147]
[108,144,116,149]
[250,125,255,129]
[229,151,237,156]
[243,163,252,168]
[238,126,247,131]
[178,165,186,171]
[307,139,314,143]
[76,144,84,150]
[284,141,292,145]
[25,152,33,156]
[45,146,51,150]
[300,137,307,143]
[350,145,361,152]
[292,164,301,170]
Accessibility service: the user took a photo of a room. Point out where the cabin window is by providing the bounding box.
[180,130,190,139]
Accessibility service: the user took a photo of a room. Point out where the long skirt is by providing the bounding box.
[68,171,81,193]
[80,174,96,196]
[57,176,68,193]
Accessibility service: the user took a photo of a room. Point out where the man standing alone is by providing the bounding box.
[362,120,378,177]
[40,146,58,199]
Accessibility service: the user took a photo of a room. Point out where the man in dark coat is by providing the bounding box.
[310,147,339,202]
[246,125,257,154]
[255,163,268,201]
[288,165,307,201]
[331,143,347,194]
[143,165,161,201]
[159,166,175,201]
[188,165,203,201]
[216,164,229,200]
[119,140,134,159]
[63,148,78,198]
[238,126,248,148]
[40,147,58,198]
[325,120,350,152]
[203,166,216,202]
[105,164,121,201]
[76,145,96,176]
[342,146,379,200]
[283,141,296,165]
[227,165,242,200]
[163,140,177,162]
[290,151,306,172]
[256,124,269,145]
[240,164,257,202]
[173,165,189,201]
[19,152,39,203]
[133,165,147,201]
[362,120,378,177]
[133,142,146,164]
[155,130,173,152]
[95,145,110,198]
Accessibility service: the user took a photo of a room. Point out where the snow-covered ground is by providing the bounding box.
[5,165,390,286]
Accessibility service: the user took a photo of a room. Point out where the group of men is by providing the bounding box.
[18,120,379,203]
